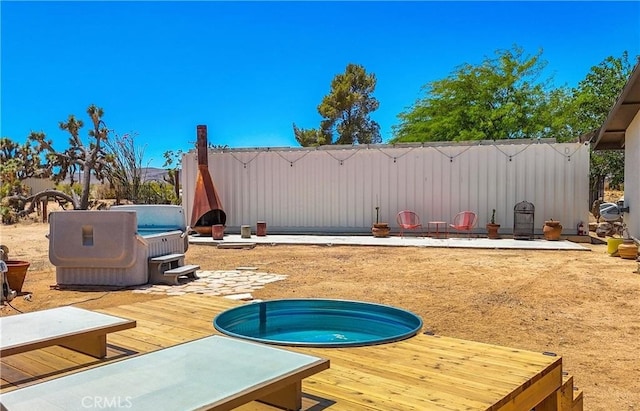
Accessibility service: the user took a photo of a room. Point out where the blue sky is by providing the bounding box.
[2,1,639,168]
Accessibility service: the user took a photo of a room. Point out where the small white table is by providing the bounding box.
[0,335,330,411]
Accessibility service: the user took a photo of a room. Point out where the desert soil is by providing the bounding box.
[1,213,639,411]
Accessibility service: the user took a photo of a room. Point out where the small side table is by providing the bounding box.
[428,221,448,238]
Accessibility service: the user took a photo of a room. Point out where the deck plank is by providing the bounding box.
[1,295,567,411]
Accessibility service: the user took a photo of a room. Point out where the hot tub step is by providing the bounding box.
[164,264,200,276]
[148,253,186,284]
[149,253,185,264]
[160,264,201,285]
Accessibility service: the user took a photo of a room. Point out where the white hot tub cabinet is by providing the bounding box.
[49,205,188,286]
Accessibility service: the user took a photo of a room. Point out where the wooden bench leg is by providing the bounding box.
[535,393,558,411]
[60,334,107,358]
[258,381,302,410]
[535,373,578,411]
[558,375,575,411]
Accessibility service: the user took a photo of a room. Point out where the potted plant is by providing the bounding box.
[372,206,390,237]
[1,245,29,296]
[486,209,500,239]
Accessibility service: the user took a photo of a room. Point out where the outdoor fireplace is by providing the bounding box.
[513,201,535,240]
[191,125,226,234]
[193,209,226,229]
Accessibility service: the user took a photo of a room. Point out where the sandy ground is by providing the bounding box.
[1,218,639,411]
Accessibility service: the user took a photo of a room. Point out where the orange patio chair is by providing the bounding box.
[449,211,477,238]
[396,210,423,237]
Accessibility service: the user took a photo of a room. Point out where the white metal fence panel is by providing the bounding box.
[23,177,56,195]
[181,140,590,235]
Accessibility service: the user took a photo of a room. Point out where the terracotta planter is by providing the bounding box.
[6,260,30,294]
[256,221,267,237]
[543,221,562,241]
[372,223,390,238]
[212,224,225,240]
[486,224,500,239]
[617,239,638,260]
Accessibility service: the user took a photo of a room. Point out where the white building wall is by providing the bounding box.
[625,113,640,239]
[181,141,590,235]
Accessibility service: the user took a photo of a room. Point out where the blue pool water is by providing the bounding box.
[213,299,423,347]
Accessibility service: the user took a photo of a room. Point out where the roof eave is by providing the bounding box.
[591,59,640,150]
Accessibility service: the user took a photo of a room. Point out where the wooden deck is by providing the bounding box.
[0,295,582,410]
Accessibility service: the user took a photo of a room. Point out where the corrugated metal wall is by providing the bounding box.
[181,140,590,235]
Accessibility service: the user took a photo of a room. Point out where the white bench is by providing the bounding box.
[0,306,136,359]
[0,335,330,411]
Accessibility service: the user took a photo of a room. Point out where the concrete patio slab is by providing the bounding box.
[190,234,589,251]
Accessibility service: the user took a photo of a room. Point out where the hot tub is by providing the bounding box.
[49,205,188,286]
[214,299,423,347]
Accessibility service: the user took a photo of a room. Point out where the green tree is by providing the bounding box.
[570,52,633,203]
[572,53,632,132]
[294,63,381,146]
[0,137,50,223]
[292,125,327,147]
[28,104,114,210]
[0,137,47,195]
[392,45,566,142]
